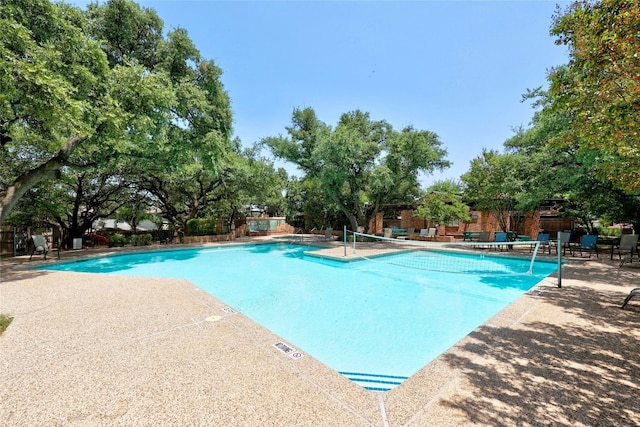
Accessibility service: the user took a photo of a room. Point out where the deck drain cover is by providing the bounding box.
[274,342,304,360]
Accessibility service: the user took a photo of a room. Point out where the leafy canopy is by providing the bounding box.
[548,0,640,191]
[0,0,235,228]
[264,108,450,231]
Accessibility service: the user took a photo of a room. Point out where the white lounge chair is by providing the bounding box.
[324,227,333,241]
[617,234,639,267]
[30,235,59,260]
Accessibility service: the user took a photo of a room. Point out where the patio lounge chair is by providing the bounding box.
[29,235,59,260]
[427,228,437,238]
[324,227,333,241]
[621,287,640,309]
[552,231,574,256]
[493,231,508,251]
[615,234,639,267]
[531,232,551,254]
[475,231,491,249]
[578,234,598,258]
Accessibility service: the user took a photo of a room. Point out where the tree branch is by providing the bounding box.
[0,136,84,223]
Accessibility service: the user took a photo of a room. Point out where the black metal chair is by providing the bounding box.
[621,288,640,309]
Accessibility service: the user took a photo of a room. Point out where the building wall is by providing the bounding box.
[403,209,542,240]
[400,210,427,231]
[524,210,542,239]
[369,212,384,235]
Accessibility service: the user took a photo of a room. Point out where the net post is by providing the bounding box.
[343,226,347,257]
[353,231,357,254]
[557,231,562,288]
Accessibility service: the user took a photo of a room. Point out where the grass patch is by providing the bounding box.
[0,314,13,336]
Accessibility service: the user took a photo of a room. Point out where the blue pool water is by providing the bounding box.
[42,243,557,391]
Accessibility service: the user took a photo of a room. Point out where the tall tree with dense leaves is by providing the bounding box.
[461,149,531,233]
[0,0,177,223]
[548,0,640,192]
[506,90,640,231]
[414,180,471,228]
[265,108,450,231]
[0,0,233,228]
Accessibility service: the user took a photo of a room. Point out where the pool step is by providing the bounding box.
[339,371,409,392]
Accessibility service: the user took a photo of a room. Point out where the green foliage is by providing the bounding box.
[108,233,128,247]
[186,218,221,236]
[264,108,450,232]
[86,0,164,69]
[415,180,471,226]
[0,0,234,228]
[503,87,640,231]
[130,233,152,246]
[461,150,531,232]
[115,193,155,232]
[0,313,13,336]
[548,0,640,192]
[597,227,622,237]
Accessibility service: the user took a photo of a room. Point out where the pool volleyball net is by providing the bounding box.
[350,232,544,275]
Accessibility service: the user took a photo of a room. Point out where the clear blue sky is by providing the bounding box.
[73,0,571,187]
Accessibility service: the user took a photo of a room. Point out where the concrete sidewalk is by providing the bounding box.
[1,243,639,426]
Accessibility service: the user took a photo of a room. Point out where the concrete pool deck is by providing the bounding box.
[1,237,639,426]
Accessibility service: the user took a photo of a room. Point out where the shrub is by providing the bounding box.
[131,234,152,246]
[187,218,220,236]
[599,227,622,237]
[108,233,128,247]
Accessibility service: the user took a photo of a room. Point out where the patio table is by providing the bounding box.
[462,231,480,241]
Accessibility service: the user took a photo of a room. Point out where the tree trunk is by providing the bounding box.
[0,136,83,224]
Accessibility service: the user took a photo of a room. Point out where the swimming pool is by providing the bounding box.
[42,243,557,391]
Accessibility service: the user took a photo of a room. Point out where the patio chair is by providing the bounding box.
[384,228,393,238]
[531,232,551,254]
[552,231,574,256]
[427,228,437,238]
[578,234,598,258]
[493,231,508,251]
[324,227,333,241]
[405,228,415,239]
[621,287,640,309]
[29,235,59,260]
[615,234,639,267]
[475,231,491,249]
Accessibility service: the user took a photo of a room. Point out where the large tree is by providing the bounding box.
[415,180,471,229]
[1,0,112,222]
[461,149,533,233]
[505,90,640,231]
[0,0,232,225]
[548,0,640,192]
[264,108,450,232]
